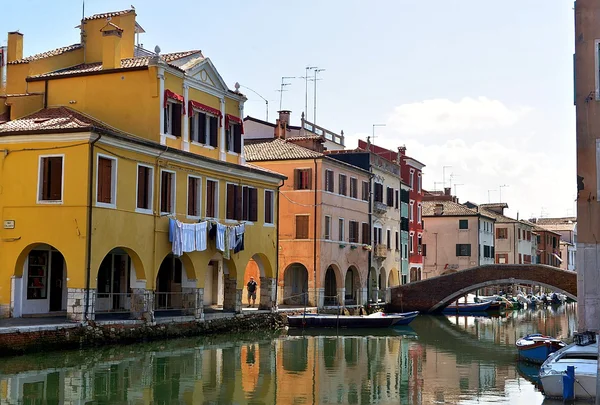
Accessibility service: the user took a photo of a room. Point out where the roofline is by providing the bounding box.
[403,156,426,169]
[0,125,286,181]
[243,115,301,130]
[26,65,149,82]
[246,152,370,175]
[422,212,496,221]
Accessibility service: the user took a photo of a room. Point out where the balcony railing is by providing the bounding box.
[374,201,388,214]
[374,244,387,258]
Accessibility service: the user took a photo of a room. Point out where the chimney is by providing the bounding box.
[100,22,123,70]
[434,203,444,216]
[444,187,451,196]
[275,110,291,139]
[278,110,291,127]
[7,31,23,63]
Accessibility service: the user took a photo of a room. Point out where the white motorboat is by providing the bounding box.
[539,337,598,400]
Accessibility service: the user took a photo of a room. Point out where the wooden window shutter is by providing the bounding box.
[234,124,242,153]
[456,244,461,256]
[189,116,195,142]
[362,223,370,244]
[206,181,215,217]
[226,183,235,219]
[209,116,218,147]
[249,188,258,222]
[466,244,471,256]
[41,158,50,199]
[307,169,313,189]
[137,166,147,209]
[235,185,243,220]
[161,171,172,212]
[197,113,206,143]
[48,157,63,200]
[265,191,273,223]
[188,178,197,216]
[172,104,182,136]
[242,186,250,220]
[296,216,309,239]
[98,158,112,203]
[293,169,300,189]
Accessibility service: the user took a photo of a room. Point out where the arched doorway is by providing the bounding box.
[344,266,361,305]
[410,267,422,282]
[204,254,238,313]
[95,249,134,317]
[14,244,67,317]
[155,254,196,316]
[388,268,399,287]
[243,253,275,309]
[324,266,338,306]
[283,263,309,305]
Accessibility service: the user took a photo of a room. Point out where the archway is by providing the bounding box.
[324,266,338,306]
[377,267,387,304]
[282,263,309,305]
[388,268,400,287]
[344,266,361,305]
[369,266,378,304]
[155,254,196,316]
[243,253,275,309]
[13,244,67,317]
[410,266,422,282]
[203,253,238,313]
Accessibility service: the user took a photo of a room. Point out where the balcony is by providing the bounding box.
[374,201,388,215]
[374,244,387,259]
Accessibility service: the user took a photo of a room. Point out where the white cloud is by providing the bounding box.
[344,97,575,219]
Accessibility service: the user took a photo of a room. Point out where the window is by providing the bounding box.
[386,187,394,207]
[361,181,369,201]
[518,229,521,240]
[226,123,242,153]
[417,204,422,223]
[456,244,471,257]
[27,250,49,300]
[349,221,359,243]
[324,215,331,239]
[294,168,312,190]
[160,170,175,214]
[422,244,427,256]
[187,176,201,217]
[339,218,345,242]
[296,215,309,239]
[136,164,153,212]
[459,219,469,230]
[409,201,414,221]
[409,169,415,189]
[361,222,370,244]
[38,155,63,202]
[386,229,391,249]
[325,170,335,192]
[265,190,274,224]
[395,231,399,251]
[226,184,242,220]
[417,173,422,192]
[519,253,523,264]
[409,233,414,253]
[483,245,491,258]
[206,179,218,218]
[350,178,358,199]
[496,228,508,239]
[374,227,383,246]
[240,186,258,222]
[338,174,347,196]
[374,183,383,203]
[395,190,399,209]
[164,102,182,137]
[97,155,117,207]
[190,111,206,144]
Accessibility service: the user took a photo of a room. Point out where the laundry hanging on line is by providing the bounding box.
[169,218,208,256]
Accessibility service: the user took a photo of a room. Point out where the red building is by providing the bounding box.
[358,141,425,281]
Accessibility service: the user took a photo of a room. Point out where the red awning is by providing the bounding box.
[225,113,244,134]
[188,100,223,126]
[164,89,185,114]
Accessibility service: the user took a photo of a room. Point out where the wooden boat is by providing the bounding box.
[539,333,597,400]
[442,300,491,313]
[287,311,419,328]
[516,333,567,364]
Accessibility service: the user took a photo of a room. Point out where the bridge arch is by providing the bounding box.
[387,264,577,313]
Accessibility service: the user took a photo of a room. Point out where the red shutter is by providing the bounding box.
[98,158,112,203]
[293,169,300,190]
[137,166,147,209]
[235,185,243,220]
[226,183,235,219]
[306,169,313,189]
[249,188,258,222]
[265,191,273,223]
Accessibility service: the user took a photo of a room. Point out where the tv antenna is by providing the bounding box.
[277,76,295,110]
[301,66,317,121]
[313,68,325,125]
[453,183,464,196]
[499,184,509,203]
[442,166,452,188]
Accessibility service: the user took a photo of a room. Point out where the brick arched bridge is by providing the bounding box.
[387,264,577,313]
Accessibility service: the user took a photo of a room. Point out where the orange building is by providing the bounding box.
[244,111,370,307]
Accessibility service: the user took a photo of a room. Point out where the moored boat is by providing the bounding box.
[442,300,491,313]
[287,311,419,328]
[516,333,566,364]
[539,333,598,400]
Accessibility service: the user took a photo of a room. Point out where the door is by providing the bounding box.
[49,251,64,312]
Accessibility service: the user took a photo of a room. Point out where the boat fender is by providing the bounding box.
[562,365,575,400]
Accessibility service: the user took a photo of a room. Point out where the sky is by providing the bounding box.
[4,0,576,219]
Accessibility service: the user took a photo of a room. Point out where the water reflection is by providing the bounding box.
[0,304,580,404]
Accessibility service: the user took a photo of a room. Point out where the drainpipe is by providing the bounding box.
[84,131,102,322]
[313,158,318,308]
[366,168,374,306]
[43,80,48,109]
[274,178,285,309]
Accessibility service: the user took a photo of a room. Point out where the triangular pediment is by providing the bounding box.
[186,58,229,92]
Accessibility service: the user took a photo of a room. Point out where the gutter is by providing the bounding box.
[84,131,102,322]
[313,158,318,309]
[274,178,285,309]
[367,168,374,306]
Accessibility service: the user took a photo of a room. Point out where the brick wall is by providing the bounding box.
[387,264,577,313]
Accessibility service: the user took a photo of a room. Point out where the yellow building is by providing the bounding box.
[0,9,285,320]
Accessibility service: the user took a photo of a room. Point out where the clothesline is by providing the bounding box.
[161,212,249,227]
[168,217,245,258]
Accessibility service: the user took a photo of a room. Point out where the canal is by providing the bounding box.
[0,303,579,404]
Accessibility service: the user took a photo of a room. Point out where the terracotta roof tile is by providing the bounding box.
[28,51,202,79]
[286,135,324,141]
[84,9,135,21]
[422,201,484,217]
[8,44,83,65]
[244,138,323,161]
[0,107,114,134]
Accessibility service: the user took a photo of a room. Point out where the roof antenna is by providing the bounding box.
[81,0,86,64]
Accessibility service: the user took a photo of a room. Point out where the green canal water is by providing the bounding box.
[0,304,579,404]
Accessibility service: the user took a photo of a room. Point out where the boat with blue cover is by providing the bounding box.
[442,300,492,313]
[516,333,566,364]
